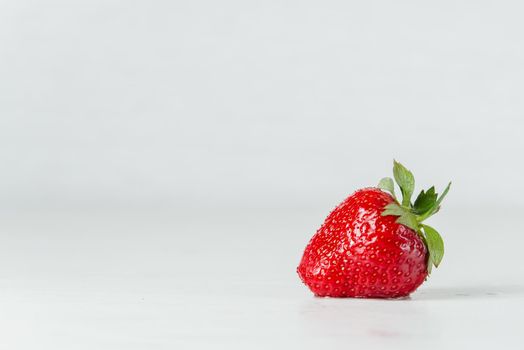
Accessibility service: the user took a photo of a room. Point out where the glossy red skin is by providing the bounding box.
[297,188,428,298]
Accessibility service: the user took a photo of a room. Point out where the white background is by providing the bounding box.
[1,1,523,349]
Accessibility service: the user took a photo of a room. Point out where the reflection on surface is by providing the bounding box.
[299,297,436,342]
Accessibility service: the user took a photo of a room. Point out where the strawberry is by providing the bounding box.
[297,161,451,298]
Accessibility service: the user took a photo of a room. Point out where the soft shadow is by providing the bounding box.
[413,285,524,301]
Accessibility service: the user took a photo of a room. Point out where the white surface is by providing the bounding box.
[1,208,522,349]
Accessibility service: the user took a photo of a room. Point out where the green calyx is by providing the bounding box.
[378,160,451,274]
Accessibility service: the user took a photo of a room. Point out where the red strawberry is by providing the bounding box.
[297,161,450,298]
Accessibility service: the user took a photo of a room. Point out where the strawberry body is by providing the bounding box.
[297,188,428,298]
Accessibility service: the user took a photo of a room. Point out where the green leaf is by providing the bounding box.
[382,203,419,231]
[378,177,396,199]
[413,186,438,215]
[427,182,452,217]
[426,257,433,274]
[395,211,419,231]
[381,203,405,217]
[434,182,451,209]
[422,224,444,268]
[393,160,415,207]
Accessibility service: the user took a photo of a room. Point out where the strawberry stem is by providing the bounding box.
[378,160,451,274]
